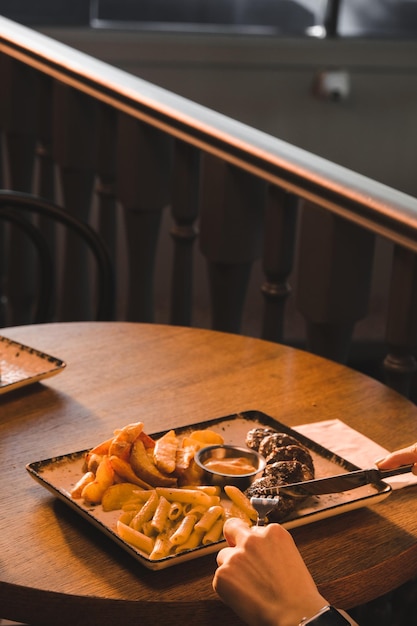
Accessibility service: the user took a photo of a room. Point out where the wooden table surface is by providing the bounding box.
[2,322,417,626]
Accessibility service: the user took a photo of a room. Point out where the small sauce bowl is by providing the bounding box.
[194,444,266,490]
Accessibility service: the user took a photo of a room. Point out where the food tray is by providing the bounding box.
[26,410,392,570]
[0,335,66,394]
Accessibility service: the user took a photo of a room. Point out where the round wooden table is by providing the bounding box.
[2,322,417,625]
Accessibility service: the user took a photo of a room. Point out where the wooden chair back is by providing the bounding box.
[0,190,114,326]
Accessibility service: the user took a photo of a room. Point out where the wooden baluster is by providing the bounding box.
[261,186,298,343]
[199,154,265,334]
[323,0,341,38]
[0,53,7,326]
[116,113,172,322]
[169,140,200,326]
[52,82,97,321]
[93,104,117,319]
[32,73,57,319]
[34,74,55,202]
[1,57,38,325]
[295,201,375,363]
[0,54,3,189]
[95,104,117,263]
[383,245,417,398]
[1,58,37,191]
[0,138,3,190]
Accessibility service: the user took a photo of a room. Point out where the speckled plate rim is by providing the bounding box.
[0,335,66,394]
[26,410,392,570]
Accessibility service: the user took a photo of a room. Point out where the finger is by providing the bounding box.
[216,545,233,566]
[376,444,417,469]
[222,517,252,547]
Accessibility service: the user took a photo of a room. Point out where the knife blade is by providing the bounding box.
[263,463,414,498]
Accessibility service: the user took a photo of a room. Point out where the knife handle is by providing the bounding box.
[379,463,414,478]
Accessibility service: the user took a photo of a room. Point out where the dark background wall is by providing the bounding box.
[0,0,90,25]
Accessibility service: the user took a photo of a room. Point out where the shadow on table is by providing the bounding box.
[350,578,417,625]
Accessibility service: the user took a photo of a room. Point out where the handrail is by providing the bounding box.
[2,16,417,252]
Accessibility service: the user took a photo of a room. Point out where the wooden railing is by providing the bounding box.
[1,16,417,398]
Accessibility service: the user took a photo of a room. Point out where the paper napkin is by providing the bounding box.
[294,419,417,491]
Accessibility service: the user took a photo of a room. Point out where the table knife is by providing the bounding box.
[265,464,414,498]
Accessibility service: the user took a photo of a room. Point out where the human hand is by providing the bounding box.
[212,517,327,626]
[376,442,417,475]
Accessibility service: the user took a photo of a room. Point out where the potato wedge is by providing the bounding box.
[138,431,156,449]
[87,437,113,457]
[101,482,141,511]
[109,455,153,490]
[109,421,144,460]
[81,456,114,504]
[153,429,178,474]
[177,458,205,487]
[83,437,112,470]
[130,439,177,487]
[70,471,95,499]
[188,429,224,446]
[174,441,199,476]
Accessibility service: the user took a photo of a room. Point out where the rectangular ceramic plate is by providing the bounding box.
[26,410,392,570]
[0,335,66,394]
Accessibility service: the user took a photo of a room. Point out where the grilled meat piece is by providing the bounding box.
[245,427,277,451]
[264,460,314,483]
[258,432,305,457]
[245,474,296,520]
[265,444,314,474]
[245,427,316,521]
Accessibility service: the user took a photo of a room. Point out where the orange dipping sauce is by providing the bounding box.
[203,456,256,476]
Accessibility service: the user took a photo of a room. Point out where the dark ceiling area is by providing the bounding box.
[1,0,417,38]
